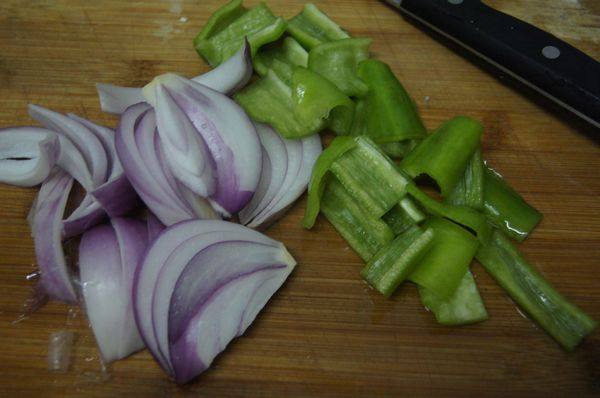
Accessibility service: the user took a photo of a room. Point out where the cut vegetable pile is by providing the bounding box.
[0,0,595,385]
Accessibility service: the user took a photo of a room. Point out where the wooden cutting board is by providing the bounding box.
[0,0,598,396]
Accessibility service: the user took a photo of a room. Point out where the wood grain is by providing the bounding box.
[0,0,599,396]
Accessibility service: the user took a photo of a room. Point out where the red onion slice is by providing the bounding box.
[146,212,165,242]
[191,39,253,94]
[151,82,217,198]
[241,124,322,228]
[0,127,60,187]
[239,123,288,224]
[146,73,261,216]
[28,105,108,187]
[33,169,77,303]
[79,218,147,363]
[67,114,121,179]
[96,84,145,115]
[95,42,252,114]
[116,103,196,226]
[66,114,139,218]
[152,228,277,374]
[133,220,295,383]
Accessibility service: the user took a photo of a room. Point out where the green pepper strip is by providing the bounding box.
[419,270,488,326]
[194,0,286,66]
[254,37,308,84]
[401,116,483,197]
[293,67,354,133]
[483,167,542,241]
[352,59,427,143]
[408,184,492,243]
[446,149,484,210]
[476,230,597,351]
[380,139,420,160]
[287,3,349,50]
[322,178,395,261]
[330,137,410,219]
[361,226,435,297]
[383,197,426,235]
[308,38,372,97]
[409,217,480,299]
[235,67,353,139]
[303,136,358,229]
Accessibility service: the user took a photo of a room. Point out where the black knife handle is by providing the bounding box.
[399,0,600,128]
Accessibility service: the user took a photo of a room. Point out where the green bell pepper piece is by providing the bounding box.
[446,149,484,210]
[476,230,597,351]
[293,67,354,133]
[254,37,309,84]
[322,178,395,261]
[383,197,426,235]
[329,137,410,219]
[401,116,483,197]
[235,70,317,138]
[483,167,542,241]
[361,226,435,297]
[194,0,287,66]
[419,270,488,325]
[380,139,420,160]
[235,67,352,139]
[409,217,480,299]
[408,184,492,243]
[353,59,427,143]
[308,38,372,97]
[287,3,349,50]
[303,136,358,229]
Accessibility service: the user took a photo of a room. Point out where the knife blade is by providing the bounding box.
[383,0,600,129]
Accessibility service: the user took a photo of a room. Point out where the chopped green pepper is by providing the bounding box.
[235,67,352,139]
[303,136,358,229]
[194,0,287,66]
[287,3,349,50]
[361,226,435,297]
[293,67,354,134]
[330,137,410,218]
[409,217,480,299]
[254,37,308,84]
[322,178,395,261]
[419,270,488,325]
[383,197,426,235]
[446,149,484,210]
[401,116,483,197]
[408,184,492,243]
[353,60,427,143]
[476,230,597,350]
[308,38,372,97]
[380,139,420,160]
[483,167,542,241]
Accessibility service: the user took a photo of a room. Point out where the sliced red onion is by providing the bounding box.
[133,220,295,382]
[149,81,216,198]
[146,212,165,242]
[0,127,59,187]
[33,169,77,303]
[96,84,145,115]
[95,42,253,114]
[67,114,139,218]
[62,198,106,239]
[79,218,147,363]
[116,103,199,225]
[67,114,120,179]
[240,124,322,228]
[28,105,108,187]
[191,39,253,94]
[145,73,261,216]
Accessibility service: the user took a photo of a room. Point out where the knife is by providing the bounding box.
[383,0,600,129]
